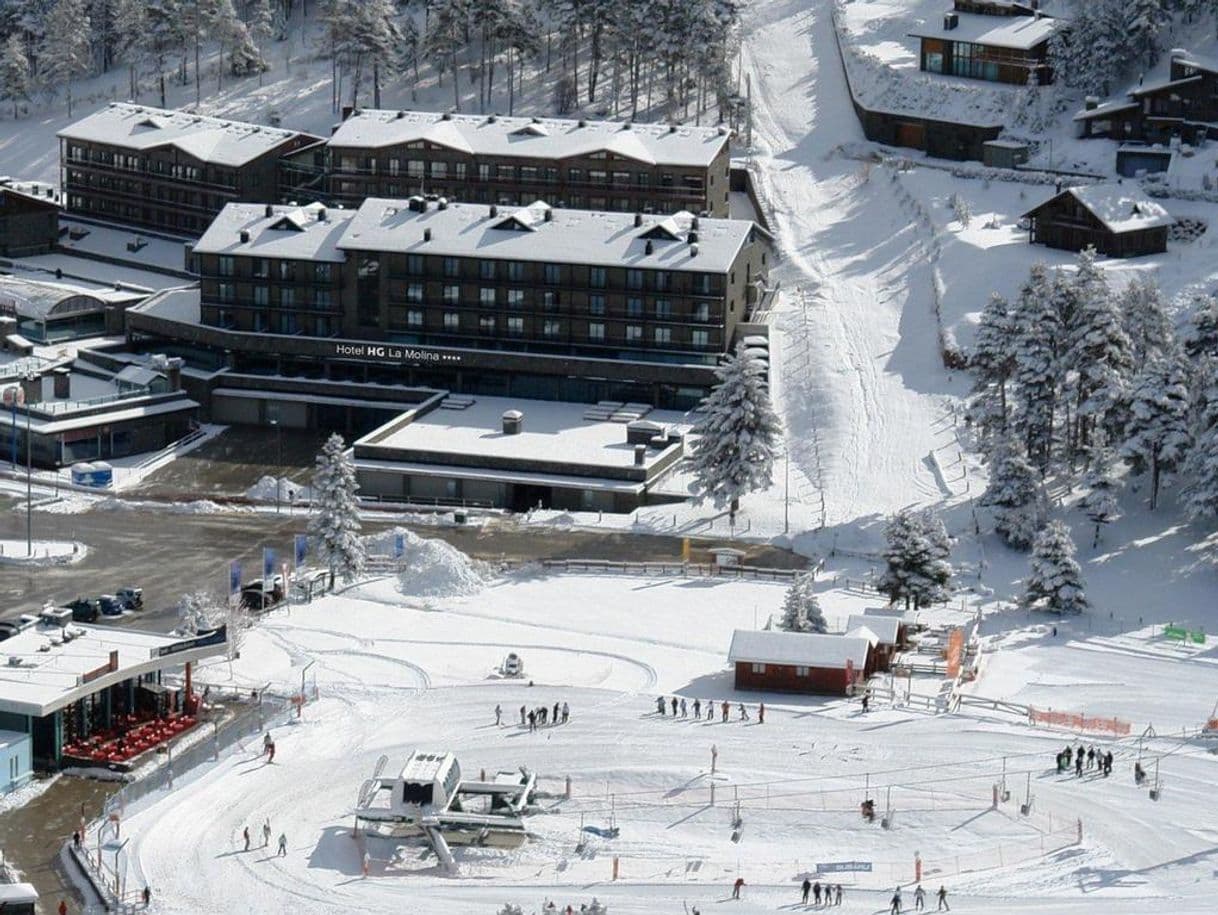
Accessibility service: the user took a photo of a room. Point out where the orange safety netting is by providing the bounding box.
[945,628,964,679]
[1029,708,1131,736]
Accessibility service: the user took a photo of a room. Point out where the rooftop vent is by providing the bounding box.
[408,196,427,213]
[264,204,274,217]
[1084,96,1099,110]
[623,122,632,130]
[669,124,678,133]
[944,12,958,30]
[239,229,250,243]
[396,110,406,119]
[488,113,498,123]
[438,198,448,210]
[691,216,700,230]
[645,240,654,255]
[633,212,643,227]
[441,111,453,120]
[317,207,327,221]
[718,125,728,135]
[578,119,587,128]
[502,409,523,435]
[490,205,498,217]
[532,116,542,124]
[423,228,432,242]
[688,230,698,244]
[543,208,553,222]
[690,243,699,257]
[634,444,646,466]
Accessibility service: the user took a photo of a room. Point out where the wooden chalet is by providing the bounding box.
[909,2,1065,86]
[0,179,61,257]
[1022,184,1172,258]
[1074,51,1218,143]
[727,630,877,696]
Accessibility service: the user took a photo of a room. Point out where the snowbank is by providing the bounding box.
[245,475,310,503]
[0,539,86,565]
[365,527,493,598]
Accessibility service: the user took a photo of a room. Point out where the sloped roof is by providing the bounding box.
[193,202,356,262]
[846,614,900,644]
[1024,184,1174,233]
[908,11,1064,51]
[58,103,320,167]
[728,629,873,669]
[327,109,732,167]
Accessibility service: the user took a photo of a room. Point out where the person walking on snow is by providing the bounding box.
[243,826,250,851]
[813,880,822,904]
[680,698,688,717]
[693,698,702,718]
[738,703,749,721]
[520,705,526,726]
[495,704,502,726]
[562,701,569,724]
[722,701,730,722]
[1087,747,1095,770]
[262,820,271,847]
[915,884,925,910]
[277,833,287,856]
[267,741,276,764]
[836,884,843,905]
[732,877,744,899]
[758,702,765,724]
[890,885,902,914]
[862,693,869,713]
[672,696,679,716]
[553,701,560,724]
[801,877,811,903]
[708,701,715,721]
[937,886,950,911]
[1075,751,1084,777]
[657,696,666,716]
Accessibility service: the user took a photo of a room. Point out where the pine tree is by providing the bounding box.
[424,0,467,111]
[1010,264,1060,471]
[779,571,826,633]
[1185,293,1218,359]
[1184,356,1218,522]
[688,346,782,523]
[876,509,953,609]
[308,433,365,588]
[982,441,1044,549]
[177,589,221,634]
[1126,0,1169,68]
[1119,275,1172,363]
[40,0,92,117]
[113,0,146,99]
[250,0,275,85]
[0,32,30,118]
[968,292,1017,451]
[1079,445,1121,548]
[1024,520,1088,614]
[1122,349,1192,510]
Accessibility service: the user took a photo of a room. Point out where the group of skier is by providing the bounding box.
[655,696,766,724]
[239,818,286,856]
[798,878,844,906]
[507,701,570,731]
[1055,743,1113,778]
[890,884,950,912]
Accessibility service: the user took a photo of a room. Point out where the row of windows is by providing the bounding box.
[214,256,333,283]
[65,171,230,212]
[331,156,706,190]
[213,283,334,308]
[749,663,813,676]
[384,310,712,346]
[65,195,209,231]
[393,285,715,320]
[65,145,236,186]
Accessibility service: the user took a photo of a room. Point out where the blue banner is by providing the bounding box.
[393,532,406,559]
[294,534,308,568]
[263,547,276,580]
[228,560,242,596]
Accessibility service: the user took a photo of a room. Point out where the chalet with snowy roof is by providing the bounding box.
[0,178,61,257]
[281,109,732,217]
[728,629,877,696]
[1074,50,1218,144]
[58,103,322,236]
[909,1,1065,85]
[1022,184,1172,258]
[846,614,903,670]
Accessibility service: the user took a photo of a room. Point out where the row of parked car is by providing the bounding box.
[63,587,144,622]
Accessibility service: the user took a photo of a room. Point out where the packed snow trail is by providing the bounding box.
[741,0,970,537]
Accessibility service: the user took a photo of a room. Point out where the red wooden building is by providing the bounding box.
[727,630,877,697]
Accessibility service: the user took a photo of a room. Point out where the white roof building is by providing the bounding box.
[327,109,731,168]
[909,11,1063,51]
[728,629,874,670]
[1058,184,1174,233]
[846,614,901,645]
[337,197,765,274]
[193,202,356,262]
[58,103,317,168]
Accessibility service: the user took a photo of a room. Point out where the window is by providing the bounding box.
[315,263,332,283]
[520,166,538,183]
[389,158,400,176]
[497,164,516,180]
[692,329,709,348]
[590,267,607,288]
[443,312,460,331]
[751,663,766,674]
[543,320,561,338]
[653,326,671,344]
[636,173,650,187]
[407,309,424,327]
[217,255,234,277]
[654,299,672,318]
[508,289,525,307]
[589,294,605,315]
[479,315,496,334]
[613,171,630,185]
[507,261,526,282]
[252,258,269,279]
[443,285,460,304]
[407,160,424,178]
[455,163,467,181]
[655,271,671,292]
[480,287,496,306]
[589,169,607,184]
[278,261,295,282]
[568,167,584,183]
[315,289,332,308]
[316,316,332,336]
[479,260,496,280]
[543,167,558,184]
[280,311,297,334]
[217,282,234,303]
[431,161,448,179]
[443,257,460,278]
[544,263,562,285]
[694,302,711,322]
[588,322,605,341]
[253,286,269,306]
[507,317,524,336]
[478,164,491,181]
[626,324,642,342]
[626,297,643,317]
[795,666,810,677]
[626,269,644,290]
[407,283,424,303]
[279,288,294,307]
[407,254,424,274]
[695,273,714,295]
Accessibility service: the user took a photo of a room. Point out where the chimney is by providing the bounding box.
[396,110,406,119]
[633,212,642,227]
[544,208,553,222]
[423,228,432,242]
[634,444,646,466]
[669,124,678,133]
[691,216,700,230]
[265,203,274,217]
[165,357,183,392]
[52,368,70,399]
[645,240,654,255]
[317,207,327,221]
[577,119,587,128]
[623,121,632,130]
[438,198,448,210]
[690,243,699,257]
[20,374,40,405]
[502,409,523,435]
[688,230,699,244]
[490,205,498,217]
[944,12,958,30]
[488,113,497,123]
[239,229,250,243]
[1084,96,1099,111]
[109,649,119,672]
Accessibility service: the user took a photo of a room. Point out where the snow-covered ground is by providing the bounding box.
[0,538,84,565]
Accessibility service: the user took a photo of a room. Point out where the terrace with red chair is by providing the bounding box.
[62,711,199,770]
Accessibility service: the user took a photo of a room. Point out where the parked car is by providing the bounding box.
[97,595,125,616]
[63,598,100,623]
[115,587,143,610]
[240,576,285,611]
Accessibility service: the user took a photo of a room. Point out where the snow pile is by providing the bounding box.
[366,527,492,598]
[0,539,86,565]
[246,475,309,503]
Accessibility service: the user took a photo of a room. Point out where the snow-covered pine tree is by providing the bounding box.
[229,21,267,77]
[348,0,398,108]
[1119,274,1172,363]
[177,589,222,634]
[142,0,185,108]
[1065,247,1132,454]
[688,345,782,523]
[876,509,953,610]
[1184,356,1218,522]
[1184,292,1218,360]
[1023,520,1088,614]
[969,292,1017,451]
[1125,0,1170,68]
[250,0,275,85]
[0,32,30,118]
[779,570,826,633]
[112,0,146,99]
[308,432,365,588]
[1122,349,1192,510]
[1079,445,1121,548]
[39,0,92,117]
[424,0,468,111]
[981,441,1044,549]
[1010,264,1061,471]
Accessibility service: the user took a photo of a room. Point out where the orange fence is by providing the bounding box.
[945,628,964,679]
[1028,708,1131,736]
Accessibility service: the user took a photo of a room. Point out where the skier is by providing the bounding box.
[243,826,250,851]
[708,701,715,721]
[914,884,925,910]
[562,702,569,724]
[835,884,843,905]
[936,886,950,911]
[495,704,502,726]
[739,703,750,721]
[732,876,745,899]
[1134,761,1146,785]
[890,885,902,914]
[1055,750,1064,772]
[1087,747,1095,770]
[1104,751,1113,776]
[680,698,688,718]
[72,830,81,848]
[1063,745,1073,768]
[861,693,869,713]
[758,702,765,724]
[801,877,811,903]
[657,696,666,716]
[262,732,273,755]
[262,820,271,847]
[267,741,276,764]
[277,833,287,856]
[693,698,701,718]
[672,696,679,716]
[528,710,536,732]
[539,706,548,726]
[553,701,560,724]
[722,700,729,722]
[1075,751,1084,777]
[812,880,821,904]
[58,900,67,915]
[520,705,527,726]
[362,850,370,878]
[142,886,151,906]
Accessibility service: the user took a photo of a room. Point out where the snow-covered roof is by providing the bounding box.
[338,197,764,274]
[1072,100,1140,121]
[399,750,457,784]
[0,176,61,207]
[193,202,355,262]
[1131,74,1203,98]
[0,622,226,717]
[327,109,731,168]
[727,629,873,669]
[1174,51,1218,76]
[58,103,320,168]
[908,11,1063,51]
[0,275,145,320]
[1025,184,1174,233]
[846,614,900,644]
[115,365,163,388]
[844,625,881,646]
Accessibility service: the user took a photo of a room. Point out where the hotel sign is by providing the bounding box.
[333,343,462,365]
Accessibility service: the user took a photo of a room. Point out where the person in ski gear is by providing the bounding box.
[562,702,569,723]
[1087,747,1095,770]
[812,880,822,904]
[758,702,765,724]
[538,706,547,725]
[1064,745,1073,767]
[708,701,715,721]
[277,833,287,856]
[528,710,536,732]
[680,698,688,717]
[1075,752,1084,777]
[267,741,276,764]
[1104,751,1113,776]
[732,876,745,899]
[142,886,151,905]
[243,826,250,851]
[739,703,749,721]
[836,884,843,905]
[801,878,811,903]
[722,701,730,722]
[693,698,702,718]
[58,900,67,915]
[914,884,925,910]
[553,701,560,723]
[262,820,271,847]
[520,705,527,726]
[657,696,666,716]
[862,693,869,713]
[890,885,902,914]
[671,696,679,716]
[1134,761,1146,785]
[937,886,949,911]
[262,732,272,754]
[495,704,502,726]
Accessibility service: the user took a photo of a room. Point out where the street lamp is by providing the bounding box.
[25,374,34,557]
[269,417,281,514]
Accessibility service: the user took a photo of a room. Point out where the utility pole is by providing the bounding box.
[25,376,33,556]
[784,446,790,534]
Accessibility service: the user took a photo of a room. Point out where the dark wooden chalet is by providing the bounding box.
[0,179,61,257]
[727,630,877,697]
[909,3,1065,86]
[1075,51,1218,143]
[1022,184,1172,258]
